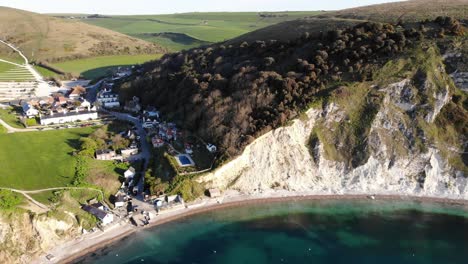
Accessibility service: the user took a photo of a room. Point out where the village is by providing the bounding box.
[2,66,222,231]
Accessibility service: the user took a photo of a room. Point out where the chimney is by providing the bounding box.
[87,105,91,111]
[50,110,54,116]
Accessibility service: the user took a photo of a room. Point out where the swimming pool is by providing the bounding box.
[176,154,195,167]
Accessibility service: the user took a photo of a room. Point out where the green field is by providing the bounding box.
[0,107,24,128]
[81,12,323,51]
[0,127,95,190]
[52,54,163,79]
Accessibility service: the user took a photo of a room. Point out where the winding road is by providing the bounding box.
[102,110,151,198]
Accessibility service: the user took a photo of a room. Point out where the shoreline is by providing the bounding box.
[45,192,468,264]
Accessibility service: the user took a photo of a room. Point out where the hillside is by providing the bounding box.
[117,15,466,168]
[0,7,166,63]
[231,0,468,43]
[76,11,323,51]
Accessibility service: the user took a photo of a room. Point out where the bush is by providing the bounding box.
[0,190,23,210]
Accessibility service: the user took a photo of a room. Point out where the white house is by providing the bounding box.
[206,144,217,153]
[124,167,136,179]
[97,91,120,108]
[81,205,113,225]
[114,194,126,208]
[40,108,98,125]
[22,103,39,118]
[121,147,138,158]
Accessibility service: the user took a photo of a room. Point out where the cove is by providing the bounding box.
[73,199,468,264]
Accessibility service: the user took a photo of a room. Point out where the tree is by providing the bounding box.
[79,138,98,157]
[111,134,129,151]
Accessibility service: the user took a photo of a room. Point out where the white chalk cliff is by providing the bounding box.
[200,77,468,199]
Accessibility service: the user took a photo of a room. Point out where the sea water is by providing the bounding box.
[74,199,468,264]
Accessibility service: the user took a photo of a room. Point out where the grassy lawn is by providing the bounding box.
[81,11,323,51]
[86,159,126,200]
[52,54,162,80]
[0,127,95,190]
[0,124,6,133]
[0,106,24,128]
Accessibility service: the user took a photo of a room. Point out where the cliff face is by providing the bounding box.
[200,47,468,198]
[0,213,79,264]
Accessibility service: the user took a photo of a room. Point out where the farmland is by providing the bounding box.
[51,54,163,79]
[80,11,323,51]
[0,127,95,190]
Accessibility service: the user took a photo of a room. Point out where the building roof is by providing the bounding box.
[41,109,97,120]
[70,86,86,96]
[126,167,136,173]
[81,204,108,220]
[96,149,115,155]
[116,195,125,203]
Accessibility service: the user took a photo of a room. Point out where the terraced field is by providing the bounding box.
[0,61,35,82]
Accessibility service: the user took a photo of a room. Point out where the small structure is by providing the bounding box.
[90,202,105,210]
[165,194,183,203]
[124,167,136,179]
[121,146,138,158]
[95,149,117,160]
[185,143,193,155]
[175,154,195,167]
[56,96,67,105]
[206,143,217,153]
[208,188,221,198]
[114,194,126,208]
[81,205,113,225]
[69,85,86,99]
[97,90,120,108]
[152,137,165,148]
[22,103,39,118]
[124,96,141,113]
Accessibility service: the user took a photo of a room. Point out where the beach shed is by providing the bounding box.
[208,188,221,198]
[114,194,126,208]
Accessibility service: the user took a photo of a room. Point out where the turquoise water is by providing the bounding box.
[75,199,468,264]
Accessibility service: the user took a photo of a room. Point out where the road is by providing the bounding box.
[0,39,29,64]
[0,118,37,133]
[103,110,151,198]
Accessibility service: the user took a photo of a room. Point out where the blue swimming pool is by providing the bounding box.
[178,155,191,165]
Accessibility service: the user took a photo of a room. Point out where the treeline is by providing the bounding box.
[118,17,464,158]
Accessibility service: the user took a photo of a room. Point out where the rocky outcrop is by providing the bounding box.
[0,213,79,264]
[200,77,467,199]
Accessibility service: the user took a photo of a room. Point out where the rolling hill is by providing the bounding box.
[230,0,468,43]
[0,7,166,63]
[75,11,323,51]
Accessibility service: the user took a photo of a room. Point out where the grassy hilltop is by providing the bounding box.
[77,12,323,51]
[0,7,165,63]
[231,0,468,43]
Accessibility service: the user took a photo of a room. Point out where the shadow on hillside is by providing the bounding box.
[65,132,92,155]
[80,65,129,80]
[139,32,210,46]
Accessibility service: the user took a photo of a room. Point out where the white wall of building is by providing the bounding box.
[40,112,98,125]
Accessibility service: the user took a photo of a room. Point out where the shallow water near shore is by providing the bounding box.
[74,199,468,264]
